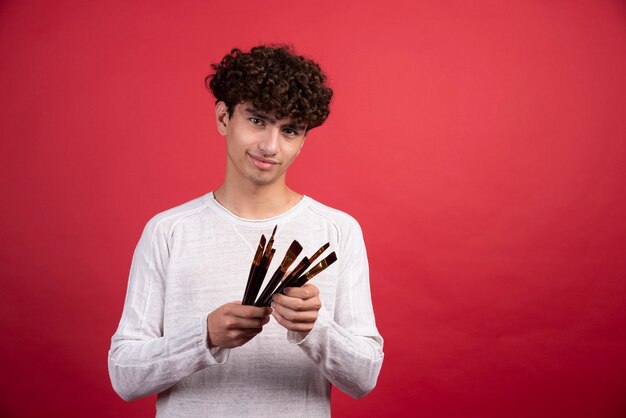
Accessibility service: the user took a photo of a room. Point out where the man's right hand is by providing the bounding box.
[206,302,272,349]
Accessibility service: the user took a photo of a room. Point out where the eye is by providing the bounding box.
[282,128,300,137]
[249,118,264,126]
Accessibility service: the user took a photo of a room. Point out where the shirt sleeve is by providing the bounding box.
[107,218,229,401]
[287,217,384,399]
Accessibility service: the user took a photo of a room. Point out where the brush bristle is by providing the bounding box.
[289,240,303,254]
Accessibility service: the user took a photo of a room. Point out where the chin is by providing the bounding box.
[247,174,277,186]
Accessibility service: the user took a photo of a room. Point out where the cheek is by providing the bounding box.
[226,132,252,153]
[283,142,304,161]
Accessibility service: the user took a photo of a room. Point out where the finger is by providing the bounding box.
[272,310,314,333]
[228,303,273,319]
[224,316,270,330]
[222,330,262,348]
[272,293,305,311]
[231,328,263,339]
[272,293,321,312]
[283,284,319,300]
[271,302,318,323]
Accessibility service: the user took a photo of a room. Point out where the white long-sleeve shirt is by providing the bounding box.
[108,193,384,417]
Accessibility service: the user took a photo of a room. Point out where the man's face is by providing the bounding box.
[217,102,307,188]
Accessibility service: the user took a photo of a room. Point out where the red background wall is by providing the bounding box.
[1,1,625,417]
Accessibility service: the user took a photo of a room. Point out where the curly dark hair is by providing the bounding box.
[206,45,333,130]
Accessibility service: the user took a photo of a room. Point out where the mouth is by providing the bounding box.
[247,153,279,171]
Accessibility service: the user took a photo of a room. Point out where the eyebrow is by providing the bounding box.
[243,107,306,132]
[244,107,276,123]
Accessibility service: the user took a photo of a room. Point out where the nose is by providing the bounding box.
[258,126,280,155]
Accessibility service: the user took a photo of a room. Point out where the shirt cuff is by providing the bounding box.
[201,313,230,364]
[287,305,332,345]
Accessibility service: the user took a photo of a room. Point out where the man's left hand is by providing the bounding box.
[271,284,321,334]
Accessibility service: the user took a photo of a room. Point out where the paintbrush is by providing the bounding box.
[242,234,266,304]
[265,225,277,255]
[245,248,275,305]
[262,256,312,306]
[264,243,334,306]
[269,242,328,299]
[243,226,277,305]
[292,252,337,288]
[254,240,303,307]
[307,242,330,265]
[276,242,328,293]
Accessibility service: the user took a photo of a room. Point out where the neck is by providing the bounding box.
[213,181,302,220]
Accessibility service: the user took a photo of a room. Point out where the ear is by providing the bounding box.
[215,101,229,136]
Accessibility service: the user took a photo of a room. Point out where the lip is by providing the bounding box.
[248,153,279,171]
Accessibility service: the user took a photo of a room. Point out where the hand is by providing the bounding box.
[271,284,321,334]
[206,302,272,349]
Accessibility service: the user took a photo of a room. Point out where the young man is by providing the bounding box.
[108,45,384,417]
